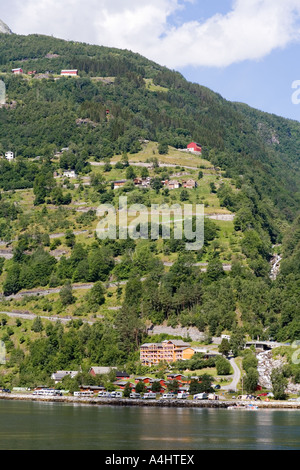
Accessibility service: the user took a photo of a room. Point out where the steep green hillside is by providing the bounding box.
[0,34,299,225]
[0,33,299,388]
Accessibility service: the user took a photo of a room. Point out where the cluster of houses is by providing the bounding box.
[165,179,197,190]
[50,366,217,397]
[104,372,208,396]
[12,68,78,77]
[113,177,197,191]
[12,68,43,76]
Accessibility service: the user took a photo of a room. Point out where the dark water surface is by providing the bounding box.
[0,400,299,450]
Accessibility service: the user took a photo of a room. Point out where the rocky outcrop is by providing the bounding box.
[0,19,12,34]
[257,350,300,395]
[270,254,282,281]
[257,350,284,389]
[147,324,207,342]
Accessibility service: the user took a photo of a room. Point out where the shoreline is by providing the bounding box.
[1,393,300,410]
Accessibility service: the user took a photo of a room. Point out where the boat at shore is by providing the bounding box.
[227,403,259,410]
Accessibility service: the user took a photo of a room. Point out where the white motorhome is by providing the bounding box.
[98,391,111,398]
[143,392,157,399]
[160,393,176,399]
[177,392,189,399]
[34,389,62,397]
[194,393,208,400]
[110,391,123,398]
[130,392,141,399]
[73,391,94,397]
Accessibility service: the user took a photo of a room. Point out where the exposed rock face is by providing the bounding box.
[257,350,300,394]
[270,254,282,281]
[257,350,284,390]
[147,324,207,342]
[0,19,12,34]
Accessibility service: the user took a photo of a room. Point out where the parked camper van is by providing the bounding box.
[130,392,141,399]
[34,389,62,397]
[143,392,157,399]
[177,392,189,399]
[193,393,208,400]
[110,391,123,398]
[98,391,111,398]
[73,391,94,397]
[160,393,176,399]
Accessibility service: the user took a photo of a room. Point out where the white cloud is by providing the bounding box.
[155,0,300,68]
[3,0,300,68]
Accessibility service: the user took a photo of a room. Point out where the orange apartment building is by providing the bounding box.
[140,340,196,366]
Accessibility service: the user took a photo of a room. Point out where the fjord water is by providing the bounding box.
[0,401,299,450]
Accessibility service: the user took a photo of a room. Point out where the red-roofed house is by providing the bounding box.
[61,70,78,76]
[12,68,23,74]
[187,142,202,154]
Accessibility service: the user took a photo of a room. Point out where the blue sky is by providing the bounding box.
[2,0,300,121]
[181,43,300,121]
[174,1,300,121]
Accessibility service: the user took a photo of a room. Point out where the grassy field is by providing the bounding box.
[110,141,213,169]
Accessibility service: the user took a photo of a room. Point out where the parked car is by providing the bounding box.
[1,389,11,393]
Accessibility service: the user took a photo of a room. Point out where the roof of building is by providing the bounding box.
[81,385,105,391]
[51,370,78,380]
[162,340,191,346]
[141,340,191,348]
[116,371,130,377]
[89,366,117,375]
[113,380,131,386]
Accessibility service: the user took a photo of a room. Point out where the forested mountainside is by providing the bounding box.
[0,32,299,389]
[0,34,299,220]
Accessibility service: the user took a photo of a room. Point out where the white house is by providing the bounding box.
[51,370,79,384]
[221,334,231,341]
[63,170,77,178]
[5,151,14,161]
